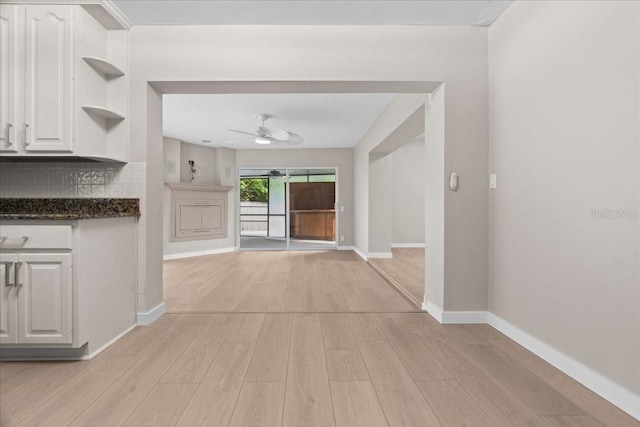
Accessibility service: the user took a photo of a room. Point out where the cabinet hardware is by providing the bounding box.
[14,262,23,287]
[6,123,13,146]
[0,236,29,244]
[24,123,30,146]
[4,263,14,287]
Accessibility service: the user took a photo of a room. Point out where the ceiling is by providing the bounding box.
[162,93,396,149]
[112,1,512,26]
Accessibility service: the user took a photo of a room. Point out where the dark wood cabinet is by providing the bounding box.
[289,182,336,241]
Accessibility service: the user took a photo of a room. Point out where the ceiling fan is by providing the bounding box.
[228,113,303,146]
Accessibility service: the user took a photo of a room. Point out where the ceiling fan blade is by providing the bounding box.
[228,129,259,137]
[281,132,303,146]
[258,125,289,140]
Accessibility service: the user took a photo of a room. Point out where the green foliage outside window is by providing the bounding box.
[240,178,268,202]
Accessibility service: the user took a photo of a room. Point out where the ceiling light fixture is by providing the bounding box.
[255,137,271,145]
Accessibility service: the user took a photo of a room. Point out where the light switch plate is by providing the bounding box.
[489,173,497,189]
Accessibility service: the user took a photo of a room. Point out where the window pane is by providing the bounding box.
[309,175,335,183]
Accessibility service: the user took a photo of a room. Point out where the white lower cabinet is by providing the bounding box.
[0,232,72,345]
[18,254,72,344]
[0,254,18,343]
[0,219,136,358]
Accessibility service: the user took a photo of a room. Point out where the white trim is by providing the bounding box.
[337,245,354,251]
[367,252,393,259]
[163,247,236,261]
[487,313,640,421]
[422,300,488,324]
[391,243,425,248]
[136,302,166,326]
[85,323,136,359]
[14,0,134,30]
[423,300,443,322]
[0,324,137,361]
[352,246,368,261]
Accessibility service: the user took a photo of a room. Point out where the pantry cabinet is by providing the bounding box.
[0,3,129,161]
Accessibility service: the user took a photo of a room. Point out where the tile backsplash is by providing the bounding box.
[0,161,149,313]
[0,162,145,199]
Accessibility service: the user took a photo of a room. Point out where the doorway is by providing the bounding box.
[238,167,337,250]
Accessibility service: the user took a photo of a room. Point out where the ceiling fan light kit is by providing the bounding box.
[255,137,272,145]
[229,112,304,147]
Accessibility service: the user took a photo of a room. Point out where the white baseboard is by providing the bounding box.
[352,247,368,261]
[423,299,488,325]
[368,252,393,259]
[337,245,354,251]
[136,302,166,326]
[487,313,640,421]
[163,247,236,260]
[85,324,137,359]
[391,243,425,248]
[423,300,443,321]
[0,324,137,361]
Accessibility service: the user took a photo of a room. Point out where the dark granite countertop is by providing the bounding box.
[0,198,140,220]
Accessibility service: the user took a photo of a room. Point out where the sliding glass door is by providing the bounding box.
[238,168,337,250]
[239,169,287,250]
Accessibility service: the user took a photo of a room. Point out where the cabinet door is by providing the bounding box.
[24,6,73,152]
[202,203,224,234]
[17,253,72,344]
[0,5,20,153]
[0,253,18,344]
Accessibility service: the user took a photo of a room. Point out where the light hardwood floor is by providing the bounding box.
[369,248,425,307]
[1,251,637,427]
[163,250,417,312]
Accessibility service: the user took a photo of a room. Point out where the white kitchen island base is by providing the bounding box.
[0,217,137,360]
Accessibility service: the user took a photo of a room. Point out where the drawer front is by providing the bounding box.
[0,225,72,250]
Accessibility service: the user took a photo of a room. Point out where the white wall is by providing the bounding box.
[163,137,180,183]
[489,0,640,397]
[354,94,427,254]
[368,153,393,254]
[128,24,490,316]
[162,140,237,257]
[391,138,425,245]
[237,148,353,246]
[179,142,217,184]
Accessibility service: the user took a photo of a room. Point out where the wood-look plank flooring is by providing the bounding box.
[1,251,637,427]
[163,250,417,312]
[369,248,425,306]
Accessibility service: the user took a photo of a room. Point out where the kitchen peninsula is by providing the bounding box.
[0,198,139,359]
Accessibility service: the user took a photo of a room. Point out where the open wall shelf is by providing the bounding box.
[82,57,124,77]
[82,106,125,120]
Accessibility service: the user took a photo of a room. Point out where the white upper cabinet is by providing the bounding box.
[24,6,73,152]
[0,3,128,162]
[0,5,20,153]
